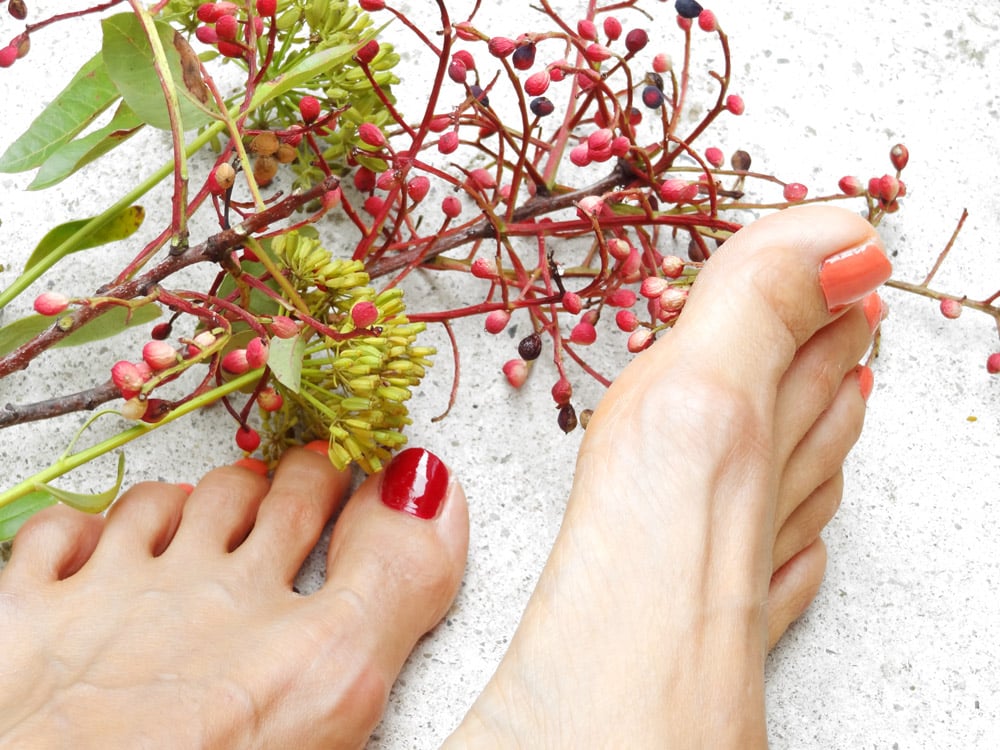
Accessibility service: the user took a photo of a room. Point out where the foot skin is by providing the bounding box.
[446,205,890,748]
[0,446,469,749]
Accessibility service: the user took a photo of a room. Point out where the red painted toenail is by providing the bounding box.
[303,440,329,456]
[176,482,196,495]
[819,243,892,311]
[380,448,449,520]
[854,364,874,402]
[862,292,883,333]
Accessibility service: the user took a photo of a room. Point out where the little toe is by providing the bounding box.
[235,445,352,584]
[2,505,104,585]
[767,537,828,650]
[91,482,188,559]
[166,464,271,554]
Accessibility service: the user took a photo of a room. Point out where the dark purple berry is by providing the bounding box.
[530,96,554,117]
[511,44,536,71]
[518,332,542,360]
[674,0,703,19]
[624,28,648,54]
[557,403,578,433]
[8,0,28,21]
[641,85,664,109]
[470,84,490,108]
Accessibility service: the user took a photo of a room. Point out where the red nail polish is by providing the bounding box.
[303,439,329,456]
[862,292,882,333]
[380,448,449,520]
[855,364,874,402]
[819,243,892,311]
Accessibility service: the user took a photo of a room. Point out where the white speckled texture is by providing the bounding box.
[1,2,997,748]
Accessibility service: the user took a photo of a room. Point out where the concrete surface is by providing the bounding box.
[0,1,997,748]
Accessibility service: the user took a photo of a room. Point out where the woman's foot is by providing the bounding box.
[0,445,469,749]
[445,205,889,748]
[0,205,889,748]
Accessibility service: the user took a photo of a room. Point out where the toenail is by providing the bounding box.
[862,292,883,333]
[854,364,874,402]
[176,482,196,495]
[819,243,892,311]
[380,448,449,520]
[303,440,330,456]
[233,457,269,477]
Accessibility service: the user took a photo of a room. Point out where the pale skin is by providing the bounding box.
[0,205,890,748]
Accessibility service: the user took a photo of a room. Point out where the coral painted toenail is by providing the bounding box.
[303,440,329,456]
[380,448,449,520]
[862,292,883,333]
[819,243,892,311]
[176,482,196,495]
[233,457,269,476]
[855,364,874,402]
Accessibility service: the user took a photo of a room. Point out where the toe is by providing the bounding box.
[297,448,468,743]
[773,473,843,571]
[2,505,104,585]
[167,464,271,554]
[93,482,188,558]
[234,446,352,584]
[767,537,827,650]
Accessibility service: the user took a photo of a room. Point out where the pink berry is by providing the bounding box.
[640,277,669,299]
[652,53,671,73]
[470,258,493,278]
[187,331,216,357]
[524,70,550,96]
[551,376,572,407]
[697,9,717,32]
[298,96,321,123]
[246,336,269,368]
[222,349,250,374]
[357,122,386,148]
[615,309,638,332]
[576,195,605,219]
[487,36,516,58]
[659,287,688,312]
[257,387,283,412]
[484,309,510,334]
[606,288,637,307]
[256,0,277,16]
[584,43,613,63]
[783,182,808,202]
[442,195,462,218]
[111,361,145,399]
[32,291,69,316]
[939,298,962,320]
[452,49,475,70]
[570,321,597,345]
[577,19,597,41]
[448,58,468,83]
[269,315,298,339]
[704,147,724,168]
[351,300,379,328]
[218,40,245,59]
[725,94,745,115]
[878,174,900,203]
[215,13,239,41]
[661,255,685,278]
[196,3,224,23]
[563,292,583,315]
[608,238,631,261]
[235,426,261,452]
[627,328,653,353]
[611,136,631,157]
[195,25,219,45]
[987,353,1000,375]
[467,168,496,191]
[406,175,431,202]
[838,175,864,196]
[603,16,622,40]
[428,115,451,132]
[438,131,459,154]
[659,178,693,203]
[142,340,177,371]
[502,359,529,389]
[569,143,591,167]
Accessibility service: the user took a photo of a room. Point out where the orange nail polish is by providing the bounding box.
[855,364,874,402]
[176,482,196,495]
[862,292,882,333]
[820,243,892,311]
[303,439,329,456]
[233,457,269,476]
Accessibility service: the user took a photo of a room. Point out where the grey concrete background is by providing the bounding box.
[0,1,997,748]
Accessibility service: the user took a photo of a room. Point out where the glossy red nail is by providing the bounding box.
[862,292,883,333]
[380,448,449,520]
[855,364,874,402]
[303,439,329,456]
[819,242,892,312]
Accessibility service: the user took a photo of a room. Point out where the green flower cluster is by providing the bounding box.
[264,232,434,473]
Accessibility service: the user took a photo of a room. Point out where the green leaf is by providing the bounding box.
[268,334,306,393]
[0,491,58,541]
[101,13,213,131]
[249,38,368,110]
[28,103,145,191]
[0,53,120,174]
[38,453,126,513]
[0,304,161,357]
[24,205,145,272]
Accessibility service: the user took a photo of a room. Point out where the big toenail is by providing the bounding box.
[380,448,449,520]
[819,242,892,311]
[303,440,330,455]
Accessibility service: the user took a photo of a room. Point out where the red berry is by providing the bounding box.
[562,292,583,314]
[351,300,379,328]
[725,94,745,115]
[890,143,909,171]
[151,322,172,340]
[246,336,269,368]
[569,143,591,167]
[142,340,177,371]
[356,40,380,64]
[697,9,717,32]
[704,147,724,168]
[406,175,430,202]
[218,40,244,59]
[615,309,638,332]
[353,166,376,192]
[524,70,550,96]
[551,376,573,407]
[215,13,239,41]
[357,122,386,148]
[0,45,19,68]
[452,50,475,70]
[660,178,693,203]
[257,387,283,412]
[783,182,808,201]
[606,288,637,307]
[196,3,222,23]
[235,426,261,452]
[570,321,597,345]
[32,291,69,316]
[442,195,462,218]
[298,96,321,123]
[607,239,631,261]
[484,309,510,334]
[438,131,459,154]
[488,36,516,58]
[111,361,145,399]
[838,175,864,196]
[584,43,613,63]
[363,195,385,215]
[625,28,648,54]
[256,0,277,16]
[603,17,622,41]
[448,58,468,83]
[878,174,900,203]
[987,353,1000,375]
[195,25,219,45]
[577,19,598,41]
[359,0,385,10]
[939,298,962,320]
[222,349,250,374]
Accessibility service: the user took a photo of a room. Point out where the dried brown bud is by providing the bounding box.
[730,149,751,172]
[8,0,28,21]
[276,142,297,164]
[252,154,278,186]
[249,131,280,156]
[557,403,578,433]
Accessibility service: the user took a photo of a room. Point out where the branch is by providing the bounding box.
[0,382,120,428]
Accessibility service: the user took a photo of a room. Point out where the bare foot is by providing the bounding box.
[0,445,468,748]
[445,205,890,748]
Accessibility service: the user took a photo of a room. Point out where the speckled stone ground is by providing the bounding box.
[0,1,997,748]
